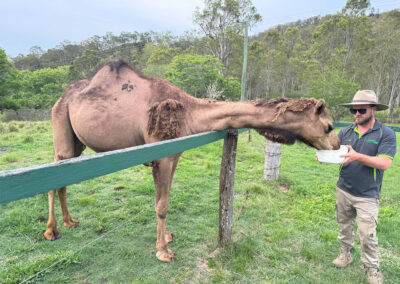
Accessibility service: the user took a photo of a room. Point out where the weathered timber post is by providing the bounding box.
[218,129,238,246]
[263,140,282,181]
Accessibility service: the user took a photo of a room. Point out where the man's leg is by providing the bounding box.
[333,187,356,267]
[354,196,382,283]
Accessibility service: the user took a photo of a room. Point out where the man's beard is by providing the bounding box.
[356,114,373,126]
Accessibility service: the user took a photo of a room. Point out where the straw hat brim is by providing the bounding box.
[339,102,388,111]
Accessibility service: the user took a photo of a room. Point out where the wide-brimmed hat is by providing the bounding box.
[339,90,388,111]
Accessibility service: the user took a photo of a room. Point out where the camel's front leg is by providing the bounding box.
[152,156,179,262]
[43,190,60,241]
[58,187,79,228]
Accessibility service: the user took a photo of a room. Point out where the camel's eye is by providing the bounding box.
[326,124,334,133]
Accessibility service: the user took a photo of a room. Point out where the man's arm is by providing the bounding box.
[340,145,393,170]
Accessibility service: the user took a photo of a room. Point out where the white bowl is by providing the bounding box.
[316,145,348,164]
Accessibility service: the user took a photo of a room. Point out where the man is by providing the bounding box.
[333,90,397,284]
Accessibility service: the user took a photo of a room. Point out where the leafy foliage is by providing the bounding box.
[309,71,360,121]
[0,49,20,110]
[165,54,240,100]
[68,49,102,80]
[194,0,262,69]
[16,66,69,109]
[0,1,399,121]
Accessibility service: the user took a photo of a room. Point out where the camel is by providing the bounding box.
[46,60,340,262]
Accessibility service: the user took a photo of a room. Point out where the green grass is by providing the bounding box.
[0,121,399,283]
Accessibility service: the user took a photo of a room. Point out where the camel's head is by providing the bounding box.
[256,98,340,150]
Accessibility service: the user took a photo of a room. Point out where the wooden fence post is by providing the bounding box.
[218,129,238,246]
[263,140,282,181]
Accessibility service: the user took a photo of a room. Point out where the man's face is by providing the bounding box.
[351,105,376,126]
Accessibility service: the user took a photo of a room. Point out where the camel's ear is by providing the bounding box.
[315,99,326,115]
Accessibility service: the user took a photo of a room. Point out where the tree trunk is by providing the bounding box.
[387,70,399,121]
[263,140,282,181]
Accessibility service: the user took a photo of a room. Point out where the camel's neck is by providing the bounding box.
[186,100,279,134]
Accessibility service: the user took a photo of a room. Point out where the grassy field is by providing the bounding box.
[0,121,399,284]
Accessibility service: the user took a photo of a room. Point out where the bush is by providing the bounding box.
[22,136,34,143]
[2,153,18,163]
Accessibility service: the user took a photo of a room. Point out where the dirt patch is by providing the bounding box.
[182,248,220,283]
[279,184,290,192]
[95,225,106,235]
[113,186,125,191]
[115,196,126,202]
[0,147,12,155]
[37,216,47,223]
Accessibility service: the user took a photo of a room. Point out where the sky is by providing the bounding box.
[1,0,399,57]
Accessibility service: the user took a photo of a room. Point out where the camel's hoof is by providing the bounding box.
[64,219,79,228]
[43,230,61,241]
[156,249,175,262]
[165,232,174,243]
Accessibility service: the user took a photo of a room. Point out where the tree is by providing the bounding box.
[0,48,21,110]
[310,0,372,80]
[367,10,400,120]
[40,48,67,68]
[68,49,102,80]
[194,0,262,70]
[342,0,370,17]
[16,66,69,109]
[13,53,42,71]
[309,70,360,121]
[130,43,157,71]
[165,54,240,100]
[142,45,182,78]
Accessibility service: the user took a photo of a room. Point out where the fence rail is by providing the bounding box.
[0,129,246,205]
[1,123,398,205]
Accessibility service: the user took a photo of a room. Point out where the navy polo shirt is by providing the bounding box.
[337,120,397,198]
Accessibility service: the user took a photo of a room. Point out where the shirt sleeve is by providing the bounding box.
[377,127,397,159]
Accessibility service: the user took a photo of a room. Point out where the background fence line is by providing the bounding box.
[333,122,400,132]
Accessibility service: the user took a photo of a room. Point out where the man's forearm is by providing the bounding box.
[355,154,392,170]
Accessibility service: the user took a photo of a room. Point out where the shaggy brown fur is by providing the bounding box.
[148,99,184,139]
[256,97,319,122]
[256,128,297,145]
[46,60,339,263]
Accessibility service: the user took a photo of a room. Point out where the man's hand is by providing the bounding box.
[340,145,392,170]
[340,145,359,164]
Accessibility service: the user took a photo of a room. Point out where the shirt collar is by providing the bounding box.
[352,120,381,137]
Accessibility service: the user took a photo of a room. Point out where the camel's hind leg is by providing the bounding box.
[44,107,85,241]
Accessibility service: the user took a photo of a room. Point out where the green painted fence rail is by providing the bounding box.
[333,122,400,132]
[0,129,247,205]
[1,123,398,205]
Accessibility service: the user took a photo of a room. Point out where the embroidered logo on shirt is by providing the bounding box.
[366,139,378,144]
